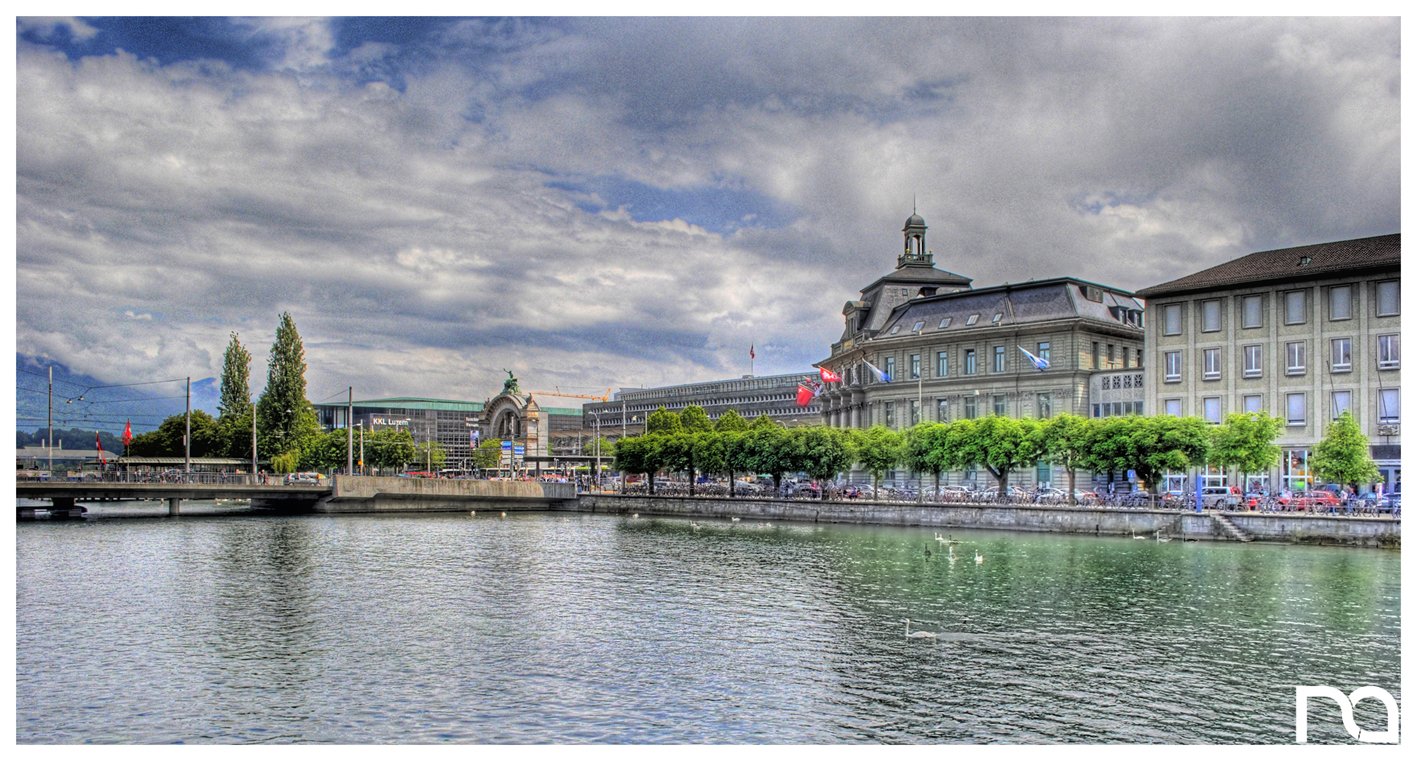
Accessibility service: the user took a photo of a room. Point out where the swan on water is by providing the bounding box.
[902,618,938,639]
[500,512,507,518]
[730,516,741,522]
[469,510,476,517]
[974,551,984,564]
[631,513,639,519]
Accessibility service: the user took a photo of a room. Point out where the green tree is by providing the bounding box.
[795,427,852,499]
[366,427,417,472]
[951,416,1042,501]
[256,312,321,462]
[613,435,657,494]
[741,424,793,495]
[646,407,682,435]
[1119,416,1211,504]
[713,409,749,432]
[1310,411,1380,492]
[1210,413,1283,492]
[218,331,253,419]
[299,428,347,472]
[851,425,902,495]
[902,423,950,499]
[679,405,713,433]
[1039,414,1093,503]
[749,414,780,430]
[472,438,504,471]
[125,411,223,458]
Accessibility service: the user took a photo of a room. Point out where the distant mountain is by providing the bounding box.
[15,354,218,437]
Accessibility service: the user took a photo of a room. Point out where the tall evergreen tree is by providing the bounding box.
[256,312,320,461]
[218,331,252,419]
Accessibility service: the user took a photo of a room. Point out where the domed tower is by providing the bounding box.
[900,210,931,267]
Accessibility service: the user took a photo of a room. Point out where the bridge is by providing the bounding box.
[17,476,577,518]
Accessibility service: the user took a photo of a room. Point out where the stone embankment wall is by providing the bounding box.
[316,476,576,513]
[574,494,1400,548]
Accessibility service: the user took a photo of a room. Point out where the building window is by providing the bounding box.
[1037,393,1052,419]
[1164,351,1182,382]
[992,345,1005,373]
[910,399,920,426]
[1203,397,1221,424]
[1331,338,1352,372]
[1331,390,1352,420]
[936,351,948,378]
[1038,341,1051,367]
[1243,344,1263,378]
[1203,348,1221,380]
[884,356,896,379]
[1379,388,1400,423]
[1092,341,1101,369]
[910,353,921,380]
[912,320,925,332]
[964,349,977,375]
[1122,346,1130,368]
[1241,295,1263,329]
[1378,334,1400,369]
[1243,394,1263,414]
[883,401,895,428]
[1283,449,1311,491]
[1201,299,1221,332]
[992,394,1006,416]
[1286,341,1306,375]
[1376,280,1400,317]
[1284,290,1307,325]
[1162,304,1182,335]
[966,313,980,326]
[963,396,977,419]
[1328,285,1353,321]
[1107,344,1116,365]
[936,398,950,422]
[1164,399,1182,416]
[939,317,953,329]
[1286,392,1306,426]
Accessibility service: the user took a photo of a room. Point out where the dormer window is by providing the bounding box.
[889,326,901,335]
[912,320,925,332]
[965,314,980,326]
[938,317,952,329]
[992,312,1003,324]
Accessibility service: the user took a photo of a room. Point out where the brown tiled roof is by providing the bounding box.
[1136,234,1400,298]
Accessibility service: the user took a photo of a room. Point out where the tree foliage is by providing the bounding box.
[949,416,1042,499]
[713,409,749,432]
[1310,411,1379,490]
[255,312,320,460]
[1209,413,1283,486]
[679,405,713,433]
[851,426,901,494]
[125,411,223,458]
[1038,414,1093,502]
[794,427,851,498]
[218,331,252,419]
[646,406,682,435]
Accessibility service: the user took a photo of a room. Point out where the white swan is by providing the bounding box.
[469,510,476,517]
[630,513,639,519]
[902,618,938,639]
[974,551,984,564]
[730,516,741,522]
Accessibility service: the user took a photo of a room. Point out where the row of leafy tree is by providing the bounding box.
[123,313,444,473]
[612,405,1380,502]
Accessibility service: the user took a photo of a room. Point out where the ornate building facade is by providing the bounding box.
[816,211,1146,487]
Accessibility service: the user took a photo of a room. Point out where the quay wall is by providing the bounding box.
[573,494,1400,548]
[314,476,577,514]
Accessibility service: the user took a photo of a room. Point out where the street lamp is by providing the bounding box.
[588,410,602,491]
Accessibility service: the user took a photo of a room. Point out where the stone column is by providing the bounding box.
[168,497,181,516]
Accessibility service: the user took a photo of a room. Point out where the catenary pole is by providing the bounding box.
[184,376,191,479]
[346,386,354,476]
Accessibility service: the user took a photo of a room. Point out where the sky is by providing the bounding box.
[10,15,1402,431]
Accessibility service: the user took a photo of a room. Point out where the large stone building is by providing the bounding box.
[582,372,823,435]
[816,211,1147,487]
[1137,234,1401,494]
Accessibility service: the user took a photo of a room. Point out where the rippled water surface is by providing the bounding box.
[16,509,1400,743]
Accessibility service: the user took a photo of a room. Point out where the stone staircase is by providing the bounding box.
[1212,513,1253,543]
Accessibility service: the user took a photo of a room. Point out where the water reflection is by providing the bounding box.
[17,512,1399,744]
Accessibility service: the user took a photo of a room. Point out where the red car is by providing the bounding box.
[1288,491,1342,511]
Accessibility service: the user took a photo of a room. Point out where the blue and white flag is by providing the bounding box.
[863,359,892,383]
[1018,345,1050,371]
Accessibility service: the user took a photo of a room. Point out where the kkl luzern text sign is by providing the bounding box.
[1295,686,1399,743]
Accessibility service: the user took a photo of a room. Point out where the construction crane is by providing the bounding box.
[528,387,613,402]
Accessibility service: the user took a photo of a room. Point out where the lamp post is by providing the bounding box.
[588,410,602,491]
[355,422,365,476]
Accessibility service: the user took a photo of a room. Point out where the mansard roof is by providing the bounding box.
[876,277,1143,337]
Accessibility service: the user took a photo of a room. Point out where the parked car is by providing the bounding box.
[1288,490,1341,511]
[285,472,322,485]
[1200,486,1240,509]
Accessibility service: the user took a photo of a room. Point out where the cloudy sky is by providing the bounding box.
[12,16,1401,428]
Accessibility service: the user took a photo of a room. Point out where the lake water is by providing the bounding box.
[15,506,1401,743]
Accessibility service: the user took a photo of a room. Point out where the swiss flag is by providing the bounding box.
[121,420,133,448]
[796,384,815,407]
[96,432,107,465]
[819,367,842,383]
